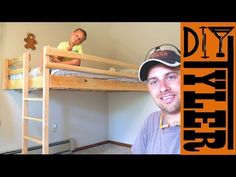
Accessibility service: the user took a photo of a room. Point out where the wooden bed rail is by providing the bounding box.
[4,46,139,79]
[44,46,140,79]
[44,46,139,69]
[46,62,137,79]
[8,56,23,66]
[2,55,30,89]
[2,59,9,89]
[3,46,146,91]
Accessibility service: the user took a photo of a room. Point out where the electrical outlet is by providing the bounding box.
[52,124,57,132]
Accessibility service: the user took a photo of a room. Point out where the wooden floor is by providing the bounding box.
[72,143,132,154]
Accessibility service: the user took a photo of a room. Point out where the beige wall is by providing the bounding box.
[0,22,180,153]
[1,23,73,67]
[80,22,180,65]
[104,23,180,144]
[0,23,109,153]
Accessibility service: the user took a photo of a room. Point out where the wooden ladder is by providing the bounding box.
[22,49,50,154]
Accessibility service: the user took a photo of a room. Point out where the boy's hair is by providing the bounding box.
[73,28,87,41]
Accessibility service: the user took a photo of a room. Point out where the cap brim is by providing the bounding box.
[138,59,180,82]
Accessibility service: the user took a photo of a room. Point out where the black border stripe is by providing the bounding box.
[227,36,234,149]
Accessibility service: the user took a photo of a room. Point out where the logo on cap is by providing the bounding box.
[138,45,181,82]
[150,51,168,58]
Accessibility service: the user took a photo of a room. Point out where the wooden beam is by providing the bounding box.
[24,136,42,144]
[24,116,43,122]
[22,52,30,154]
[8,68,23,75]
[45,46,138,69]
[42,47,50,154]
[8,56,23,66]
[46,62,137,79]
[2,59,9,89]
[50,75,148,91]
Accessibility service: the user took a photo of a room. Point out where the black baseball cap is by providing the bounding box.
[138,45,180,82]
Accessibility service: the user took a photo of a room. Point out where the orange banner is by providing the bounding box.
[181,22,236,155]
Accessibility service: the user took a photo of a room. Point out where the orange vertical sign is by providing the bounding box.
[181,22,236,155]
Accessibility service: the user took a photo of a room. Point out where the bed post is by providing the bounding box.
[2,59,9,89]
[42,45,50,154]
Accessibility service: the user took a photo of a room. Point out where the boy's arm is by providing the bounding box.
[60,59,81,66]
[50,56,62,63]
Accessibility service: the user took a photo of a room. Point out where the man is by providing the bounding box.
[131,44,181,154]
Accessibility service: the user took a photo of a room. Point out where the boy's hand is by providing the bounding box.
[50,56,61,63]
[67,41,76,51]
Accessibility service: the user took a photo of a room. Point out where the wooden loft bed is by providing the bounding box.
[2,46,148,154]
[2,46,148,91]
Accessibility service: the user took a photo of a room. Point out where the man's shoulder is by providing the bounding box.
[145,111,161,124]
[141,111,162,132]
[148,111,161,118]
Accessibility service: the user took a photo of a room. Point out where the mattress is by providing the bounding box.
[9,67,139,83]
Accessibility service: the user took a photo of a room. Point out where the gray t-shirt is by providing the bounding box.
[131,111,180,154]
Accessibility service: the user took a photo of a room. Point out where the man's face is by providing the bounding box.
[147,65,180,114]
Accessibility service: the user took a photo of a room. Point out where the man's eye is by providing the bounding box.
[167,74,178,81]
[149,80,159,85]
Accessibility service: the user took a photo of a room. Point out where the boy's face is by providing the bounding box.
[70,31,85,45]
[147,65,180,114]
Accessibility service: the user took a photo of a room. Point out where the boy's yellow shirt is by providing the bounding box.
[57,42,83,61]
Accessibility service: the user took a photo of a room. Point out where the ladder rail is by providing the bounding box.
[22,50,50,154]
[22,52,30,154]
[42,46,50,154]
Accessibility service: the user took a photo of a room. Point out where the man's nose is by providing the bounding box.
[159,79,170,93]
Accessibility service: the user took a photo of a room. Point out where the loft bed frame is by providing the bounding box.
[2,46,147,154]
[3,46,147,91]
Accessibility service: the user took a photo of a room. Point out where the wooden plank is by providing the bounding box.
[24,136,42,144]
[42,47,49,154]
[24,98,43,101]
[8,68,23,75]
[24,116,43,122]
[46,62,137,78]
[2,59,9,89]
[45,46,138,69]
[50,75,148,91]
[22,52,30,154]
[8,76,43,89]
[8,56,23,66]
[7,75,148,91]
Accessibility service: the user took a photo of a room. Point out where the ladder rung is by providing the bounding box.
[24,97,43,101]
[24,136,42,144]
[24,116,43,122]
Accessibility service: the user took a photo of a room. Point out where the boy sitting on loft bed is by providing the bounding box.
[50,27,87,66]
